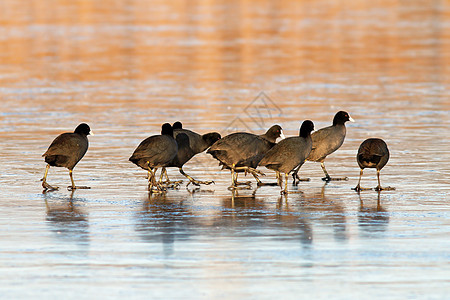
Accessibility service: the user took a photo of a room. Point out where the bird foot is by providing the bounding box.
[148,183,167,193]
[242,167,265,177]
[292,173,310,185]
[322,176,348,182]
[67,186,91,191]
[149,187,166,193]
[160,180,182,189]
[257,182,279,186]
[164,180,183,185]
[352,185,372,192]
[166,183,181,189]
[187,180,215,187]
[375,186,396,191]
[235,181,252,186]
[42,181,59,191]
[293,178,310,185]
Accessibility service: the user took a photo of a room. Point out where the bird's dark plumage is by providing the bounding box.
[207,125,283,169]
[260,120,314,193]
[41,123,92,191]
[293,111,354,183]
[129,123,178,170]
[172,121,183,130]
[260,121,314,173]
[207,124,284,187]
[173,124,221,155]
[357,138,389,170]
[354,138,393,191]
[160,122,221,186]
[308,111,353,162]
[43,123,91,170]
[169,133,195,168]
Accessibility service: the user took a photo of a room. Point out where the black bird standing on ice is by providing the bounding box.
[207,125,285,189]
[293,111,354,184]
[129,123,178,192]
[172,121,221,155]
[161,121,221,186]
[353,138,395,191]
[259,120,314,194]
[41,123,92,191]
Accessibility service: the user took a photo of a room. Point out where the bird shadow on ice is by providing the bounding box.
[43,190,90,250]
[134,192,196,257]
[357,191,390,237]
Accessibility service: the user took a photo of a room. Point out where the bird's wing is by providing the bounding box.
[259,138,293,165]
[43,133,82,156]
[208,133,272,167]
[310,126,334,150]
[131,136,175,160]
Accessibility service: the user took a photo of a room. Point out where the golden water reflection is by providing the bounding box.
[0,0,449,299]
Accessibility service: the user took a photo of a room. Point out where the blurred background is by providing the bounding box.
[0,0,449,299]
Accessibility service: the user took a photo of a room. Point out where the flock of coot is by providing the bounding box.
[41,111,394,194]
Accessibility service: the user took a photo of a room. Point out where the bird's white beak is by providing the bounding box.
[90,131,95,136]
[279,130,286,141]
[349,116,355,122]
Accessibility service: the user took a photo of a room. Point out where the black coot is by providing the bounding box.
[259,120,314,194]
[173,121,221,154]
[129,123,178,192]
[353,138,395,191]
[293,111,354,183]
[207,125,284,188]
[41,123,92,191]
[163,122,221,186]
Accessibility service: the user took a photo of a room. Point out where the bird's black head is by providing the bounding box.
[333,111,355,125]
[299,120,314,138]
[173,121,183,130]
[74,123,91,136]
[265,125,284,143]
[161,123,174,137]
[202,132,221,147]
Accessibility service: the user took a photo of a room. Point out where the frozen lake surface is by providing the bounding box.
[0,0,449,299]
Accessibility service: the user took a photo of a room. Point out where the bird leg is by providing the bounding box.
[233,173,252,189]
[228,167,252,190]
[164,168,183,185]
[147,166,165,193]
[161,168,183,185]
[227,168,238,190]
[321,162,348,181]
[234,173,252,186]
[41,164,59,191]
[276,171,283,187]
[147,167,156,191]
[281,173,302,194]
[352,169,371,191]
[254,171,278,186]
[67,169,90,190]
[179,168,214,187]
[233,166,265,177]
[158,168,182,189]
[280,173,289,194]
[374,170,395,191]
[291,164,310,185]
[232,165,253,187]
